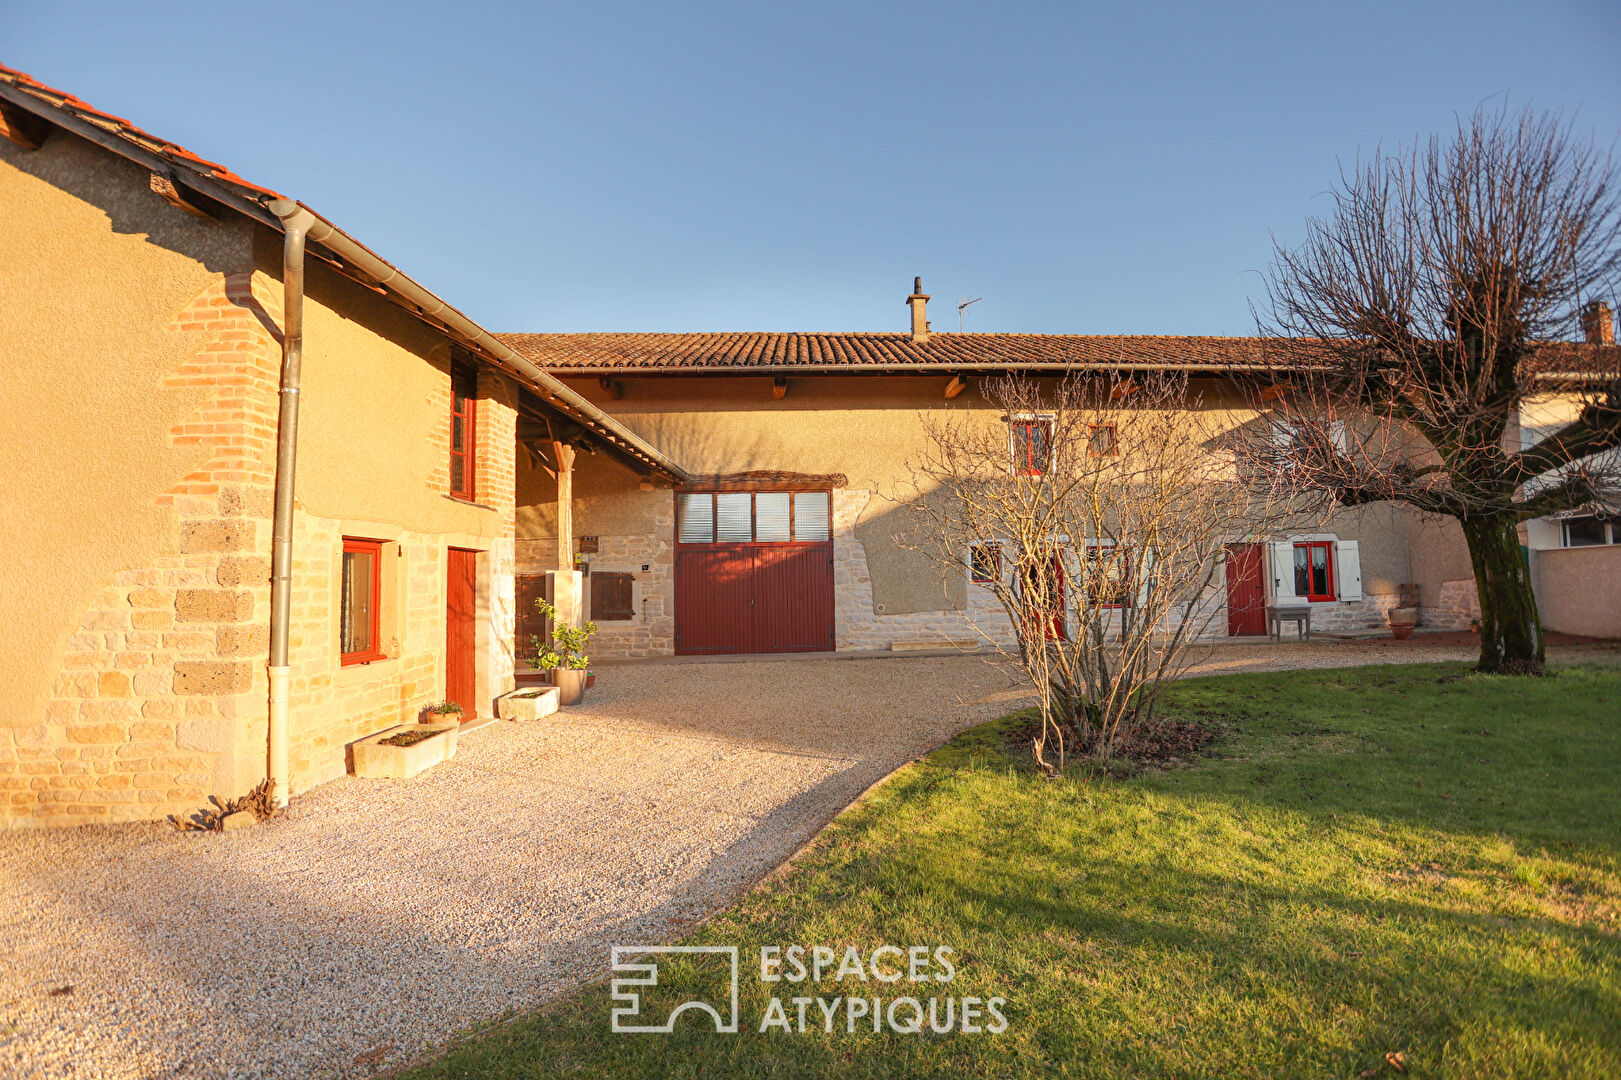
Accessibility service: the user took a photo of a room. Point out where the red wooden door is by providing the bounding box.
[445,548,478,717]
[674,490,835,655]
[1225,543,1266,636]
[752,545,836,653]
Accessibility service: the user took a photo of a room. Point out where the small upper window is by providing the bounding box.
[969,542,1002,585]
[1293,541,1335,601]
[341,537,385,664]
[449,365,477,499]
[1087,423,1118,457]
[1010,419,1053,476]
[1561,516,1615,547]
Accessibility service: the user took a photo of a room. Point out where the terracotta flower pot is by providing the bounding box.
[553,669,588,706]
[1387,606,1418,641]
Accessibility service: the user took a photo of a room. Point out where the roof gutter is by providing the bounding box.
[534,362,1287,376]
[265,200,688,482]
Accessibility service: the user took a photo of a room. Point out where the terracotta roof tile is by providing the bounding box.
[0,63,288,204]
[494,331,1288,372]
[495,331,1621,378]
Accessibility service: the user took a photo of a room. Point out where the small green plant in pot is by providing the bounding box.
[530,598,597,706]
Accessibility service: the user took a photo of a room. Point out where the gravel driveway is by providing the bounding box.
[0,654,1029,1080]
[3,639,1610,1079]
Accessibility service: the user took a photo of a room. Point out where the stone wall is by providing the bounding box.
[1425,579,1481,630]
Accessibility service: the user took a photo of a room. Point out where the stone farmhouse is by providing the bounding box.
[2,65,1616,828]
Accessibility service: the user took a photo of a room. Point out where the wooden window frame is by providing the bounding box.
[449,364,477,500]
[1087,423,1119,457]
[1009,417,1054,476]
[674,490,832,546]
[1293,540,1336,602]
[1083,542,1133,609]
[969,542,1002,585]
[341,537,386,665]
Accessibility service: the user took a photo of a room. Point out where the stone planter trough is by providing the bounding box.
[496,686,560,721]
[352,723,459,780]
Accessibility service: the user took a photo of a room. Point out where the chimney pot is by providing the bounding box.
[907,276,931,343]
[1581,300,1616,346]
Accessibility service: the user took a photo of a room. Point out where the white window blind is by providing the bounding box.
[677,493,714,543]
[755,492,792,541]
[793,492,831,541]
[716,493,753,542]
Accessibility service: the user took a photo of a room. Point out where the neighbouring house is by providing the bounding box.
[3,67,1615,830]
[0,66,683,828]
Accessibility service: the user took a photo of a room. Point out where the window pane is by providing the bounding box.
[677,493,714,543]
[451,415,465,452]
[450,454,465,493]
[970,543,999,583]
[1311,546,1330,597]
[1089,424,1117,456]
[1564,517,1607,547]
[793,492,831,541]
[716,493,752,542]
[341,550,374,655]
[756,492,791,542]
[1293,545,1310,596]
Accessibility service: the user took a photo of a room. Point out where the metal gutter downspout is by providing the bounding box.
[266,205,315,808]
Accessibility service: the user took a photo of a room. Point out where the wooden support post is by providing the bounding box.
[553,440,576,571]
[772,376,789,400]
[944,374,968,399]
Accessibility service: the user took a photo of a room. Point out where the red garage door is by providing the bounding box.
[675,489,835,655]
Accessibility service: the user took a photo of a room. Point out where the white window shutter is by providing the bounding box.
[1134,546,1155,609]
[1334,540,1363,601]
[1270,541,1297,600]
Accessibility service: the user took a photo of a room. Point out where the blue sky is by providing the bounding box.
[11,1,1621,335]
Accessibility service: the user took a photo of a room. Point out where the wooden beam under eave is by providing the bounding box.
[149,172,218,219]
[944,374,968,399]
[772,376,789,400]
[0,102,49,151]
[598,376,623,400]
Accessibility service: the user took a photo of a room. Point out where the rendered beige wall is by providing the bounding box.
[1535,545,1621,638]
[515,374,1429,650]
[0,131,252,742]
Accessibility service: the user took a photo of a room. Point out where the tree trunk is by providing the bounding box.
[1459,515,1544,675]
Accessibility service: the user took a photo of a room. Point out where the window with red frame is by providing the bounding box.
[1087,423,1118,456]
[1083,543,1133,608]
[340,538,385,664]
[1293,541,1335,601]
[449,365,477,499]
[1010,419,1053,475]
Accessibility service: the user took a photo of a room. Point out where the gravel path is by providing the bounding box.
[3,640,1612,1079]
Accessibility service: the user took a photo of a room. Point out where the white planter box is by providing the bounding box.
[352,723,459,780]
[496,687,560,721]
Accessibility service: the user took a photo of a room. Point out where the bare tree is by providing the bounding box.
[1251,105,1621,674]
[902,374,1293,771]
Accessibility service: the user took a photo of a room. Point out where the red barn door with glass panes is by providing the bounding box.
[674,489,835,655]
[445,548,478,718]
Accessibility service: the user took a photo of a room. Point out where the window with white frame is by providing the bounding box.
[1561,515,1617,547]
[968,542,1002,584]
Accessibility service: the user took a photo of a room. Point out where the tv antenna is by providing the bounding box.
[957,295,983,331]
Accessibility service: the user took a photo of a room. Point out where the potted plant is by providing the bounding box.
[422,700,465,723]
[1387,606,1418,640]
[530,598,597,706]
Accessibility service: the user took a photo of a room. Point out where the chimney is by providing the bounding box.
[907,276,931,343]
[1581,300,1616,345]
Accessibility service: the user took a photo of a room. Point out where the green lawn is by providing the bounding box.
[403,663,1621,1079]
